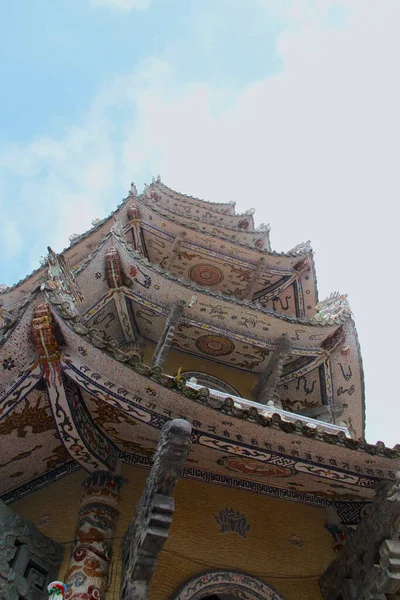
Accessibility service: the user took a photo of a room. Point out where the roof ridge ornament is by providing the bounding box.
[289,240,312,254]
[130,181,138,197]
[314,292,351,324]
[41,246,83,305]
[256,223,271,233]
[111,216,124,238]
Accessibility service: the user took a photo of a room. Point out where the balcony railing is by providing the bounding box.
[183,379,351,437]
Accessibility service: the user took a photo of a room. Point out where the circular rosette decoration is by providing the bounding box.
[189,264,223,286]
[196,334,234,357]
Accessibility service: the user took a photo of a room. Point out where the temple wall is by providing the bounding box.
[12,464,334,600]
[143,342,258,399]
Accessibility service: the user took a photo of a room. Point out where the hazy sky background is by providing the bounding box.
[0,0,399,446]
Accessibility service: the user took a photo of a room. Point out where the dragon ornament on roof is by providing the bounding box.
[314,292,351,325]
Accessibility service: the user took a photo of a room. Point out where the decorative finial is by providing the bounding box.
[68,233,80,244]
[156,174,161,183]
[47,581,67,600]
[111,217,124,238]
[289,240,312,255]
[130,182,138,196]
[256,223,271,233]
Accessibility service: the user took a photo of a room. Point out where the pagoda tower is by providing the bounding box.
[0,178,399,600]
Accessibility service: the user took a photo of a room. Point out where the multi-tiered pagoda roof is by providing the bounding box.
[0,178,398,513]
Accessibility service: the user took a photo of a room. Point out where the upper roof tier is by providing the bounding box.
[146,180,259,237]
[0,179,316,318]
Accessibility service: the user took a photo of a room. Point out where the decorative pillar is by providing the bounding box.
[65,471,126,600]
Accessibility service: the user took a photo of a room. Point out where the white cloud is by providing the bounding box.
[1,0,399,445]
[89,0,151,11]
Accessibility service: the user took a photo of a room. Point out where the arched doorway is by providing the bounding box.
[173,570,286,600]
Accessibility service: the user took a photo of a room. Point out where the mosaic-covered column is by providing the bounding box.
[65,471,125,600]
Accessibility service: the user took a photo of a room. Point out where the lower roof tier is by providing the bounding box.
[0,298,397,508]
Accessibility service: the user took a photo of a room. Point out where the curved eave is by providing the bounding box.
[138,196,268,249]
[153,181,236,215]
[0,195,131,306]
[110,234,349,330]
[136,196,314,261]
[51,304,400,471]
[148,184,256,231]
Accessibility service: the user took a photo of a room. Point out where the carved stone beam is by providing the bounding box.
[374,539,400,596]
[165,235,183,272]
[32,303,119,473]
[241,258,265,300]
[115,290,144,351]
[253,336,291,407]
[320,473,400,600]
[120,419,192,600]
[150,302,184,368]
[0,500,64,600]
[293,256,311,274]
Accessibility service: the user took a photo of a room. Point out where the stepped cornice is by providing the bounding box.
[137,195,267,249]
[136,194,311,259]
[149,181,258,228]
[151,180,236,214]
[0,182,313,306]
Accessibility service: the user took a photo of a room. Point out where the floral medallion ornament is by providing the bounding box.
[196,334,234,357]
[48,581,67,599]
[189,264,224,286]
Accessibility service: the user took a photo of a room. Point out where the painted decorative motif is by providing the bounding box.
[288,535,304,547]
[32,303,60,365]
[218,456,294,478]
[215,508,251,539]
[105,247,123,289]
[195,334,234,356]
[173,570,286,600]
[189,264,224,286]
[0,393,54,437]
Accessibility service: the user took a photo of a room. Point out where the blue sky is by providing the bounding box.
[1,0,399,445]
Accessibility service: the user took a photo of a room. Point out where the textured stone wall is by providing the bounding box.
[12,464,334,600]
